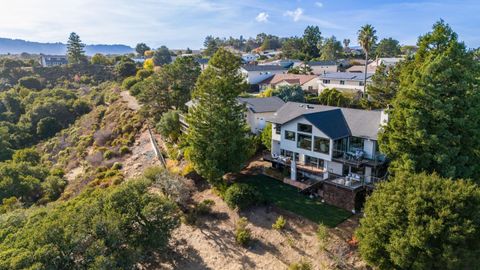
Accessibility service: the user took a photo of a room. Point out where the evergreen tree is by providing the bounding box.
[319,36,343,61]
[135,43,150,56]
[302,26,322,60]
[379,20,480,180]
[186,48,251,186]
[375,37,401,57]
[366,63,401,108]
[153,46,172,66]
[357,172,480,269]
[66,32,86,64]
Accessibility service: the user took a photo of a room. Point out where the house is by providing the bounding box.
[181,97,285,135]
[305,61,338,75]
[238,97,285,134]
[240,64,288,85]
[39,55,68,67]
[347,57,403,73]
[196,58,209,71]
[258,74,318,93]
[318,72,373,94]
[242,53,259,63]
[265,102,388,211]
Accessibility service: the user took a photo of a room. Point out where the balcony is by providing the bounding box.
[263,152,326,175]
[325,173,385,190]
[332,149,386,167]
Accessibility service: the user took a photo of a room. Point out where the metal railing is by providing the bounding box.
[332,149,386,167]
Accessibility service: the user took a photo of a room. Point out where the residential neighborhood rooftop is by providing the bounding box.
[242,64,288,72]
[307,60,337,66]
[237,96,285,113]
[259,74,318,86]
[319,72,374,81]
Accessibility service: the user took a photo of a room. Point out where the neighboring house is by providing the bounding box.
[306,61,338,75]
[265,102,388,211]
[131,57,146,64]
[258,74,318,93]
[262,59,295,69]
[238,97,285,134]
[196,58,209,71]
[347,57,403,73]
[318,72,373,94]
[346,65,375,73]
[39,55,68,67]
[242,53,259,63]
[240,64,288,85]
[181,97,285,135]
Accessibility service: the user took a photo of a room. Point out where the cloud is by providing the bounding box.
[315,2,323,8]
[255,12,269,22]
[284,8,303,22]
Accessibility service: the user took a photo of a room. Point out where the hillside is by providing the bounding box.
[0,37,134,55]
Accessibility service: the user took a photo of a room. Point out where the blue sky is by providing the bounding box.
[1,0,479,49]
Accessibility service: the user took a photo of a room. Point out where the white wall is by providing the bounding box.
[246,111,274,134]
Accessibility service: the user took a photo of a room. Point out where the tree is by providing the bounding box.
[272,85,305,102]
[281,37,305,59]
[260,123,272,151]
[203,35,220,56]
[379,20,480,180]
[66,32,86,64]
[375,37,401,57]
[319,36,343,61]
[166,56,201,111]
[91,53,112,65]
[156,110,181,143]
[186,48,251,186]
[186,47,193,54]
[288,64,313,75]
[18,76,42,90]
[357,24,378,93]
[302,26,322,60]
[135,43,150,56]
[36,117,62,139]
[153,46,172,66]
[317,88,350,107]
[115,58,137,78]
[343,38,350,49]
[143,58,154,71]
[357,172,480,269]
[367,63,401,108]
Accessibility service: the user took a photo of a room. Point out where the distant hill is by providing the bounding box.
[0,37,134,55]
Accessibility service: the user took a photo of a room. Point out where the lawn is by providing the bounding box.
[240,174,352,227]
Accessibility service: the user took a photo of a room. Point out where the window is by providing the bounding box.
[359,81,365,86]
[305,155,324,168]
[297,123,312,133]
[285,130,295,141]
[297,133,312,150]
[313,137,330,154]
[275,124,281,134]
[350,137,364,150]
[308,86,313,91]
[323,79,330,84]
[340,80,345,85]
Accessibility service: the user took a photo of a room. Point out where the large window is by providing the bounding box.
[275,124,281,134]
[285,130,295,141]
[297,123,312,133]
[313,137,330,154]
[305,155,324,168]
[340,80,345,85]
[297,133,312,150]
[323,79,330,84]
[350,137,364,150]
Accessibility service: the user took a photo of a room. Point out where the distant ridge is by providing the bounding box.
[0,37,134,55]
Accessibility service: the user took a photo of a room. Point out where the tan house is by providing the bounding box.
[259,74,318,93]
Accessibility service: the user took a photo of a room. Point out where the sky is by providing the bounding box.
[0,0,479,49]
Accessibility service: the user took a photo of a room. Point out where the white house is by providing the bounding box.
[318,72,373,94]
[240,64,288,85]
[40,55,68,67]
[238,97,285,134]
[258,74,318,93]
[242,53,260,63]
[266,102,388,211]
[306,61,338,75]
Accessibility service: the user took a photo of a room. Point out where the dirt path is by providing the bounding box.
[120,90,141,111]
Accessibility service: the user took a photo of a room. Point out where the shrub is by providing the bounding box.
[235,217,251,247]
[316,223,329,250]
[288,260,312,270]
[196,199,215,215]
[112,162,123,170]
[136,69,153,80]
[103,150,114,159]
[129,81,143,96]
[119,146,130,155]
[272,215,286,230]
[224,183,261,210]
[122,76,138,90]
[18,76,43,90]
[156,110,181,143]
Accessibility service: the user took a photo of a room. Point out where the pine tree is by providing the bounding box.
[366,63,401,108]
[379,20,480,180]
[186,48,251,186]
[66,32,86,64]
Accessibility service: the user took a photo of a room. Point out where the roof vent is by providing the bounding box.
[306,105,315,109]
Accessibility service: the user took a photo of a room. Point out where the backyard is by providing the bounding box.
[239,174,352,227]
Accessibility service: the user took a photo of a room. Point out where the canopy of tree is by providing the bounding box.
[66,32,87,64]
[153,46,172,66]
[375,37,401,57]
[272,85,305,102]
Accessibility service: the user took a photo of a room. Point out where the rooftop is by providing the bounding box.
[268,102,384,140]
[319,72,374,81]
[242,64,287,72]
[237,96,285,113]
[306,60,337,66]
[259,74,318,86]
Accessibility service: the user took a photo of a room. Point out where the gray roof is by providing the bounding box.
[196,58,209,65]
[307,60,337,66]
[303,110,350,140]
[242,64,287,72]
[268,102,383,140]
[237,97,285,113]
[319,72,374,81]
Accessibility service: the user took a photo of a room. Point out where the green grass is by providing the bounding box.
[240,174,351,227]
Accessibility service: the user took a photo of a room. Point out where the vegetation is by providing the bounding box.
[115,57,137,78]
[260,122,272,151]
[224,183,262,210]
[288,260,312,270]
[272,215,286,230]
[66,32,86,64]
[0,179,180,269]
[357,172,480,269]
[156,110,181,143]
[186,48,251,186]
[317,88,351,107]
[375,37,401,57]
[235,217,252,246]
[302,26,322,60]
[366,63,400,108]
[319,36,343,61]
[241,175,351,227]
[135,42,151,56]
[316,223,329,250]
[153,45,172,66]
[357,24,378,91]
[272,84,305,102]
[379,20,480,180]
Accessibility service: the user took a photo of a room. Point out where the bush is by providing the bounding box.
[196,199,215,215]
[224,183,261,210]
[235,217,251,247]
[129,81,143,96]
[122,76,138,90]
[103,150,114,159]
[288,260,312,270]
[316,223,329,250]
[18,76,43,90]
[112,162,123,170]
[156,110,181,143]
[272,215,286,230]
[136,69,153,80]
[119,146,130,155]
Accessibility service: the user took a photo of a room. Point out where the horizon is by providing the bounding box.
[0,0,479,50]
